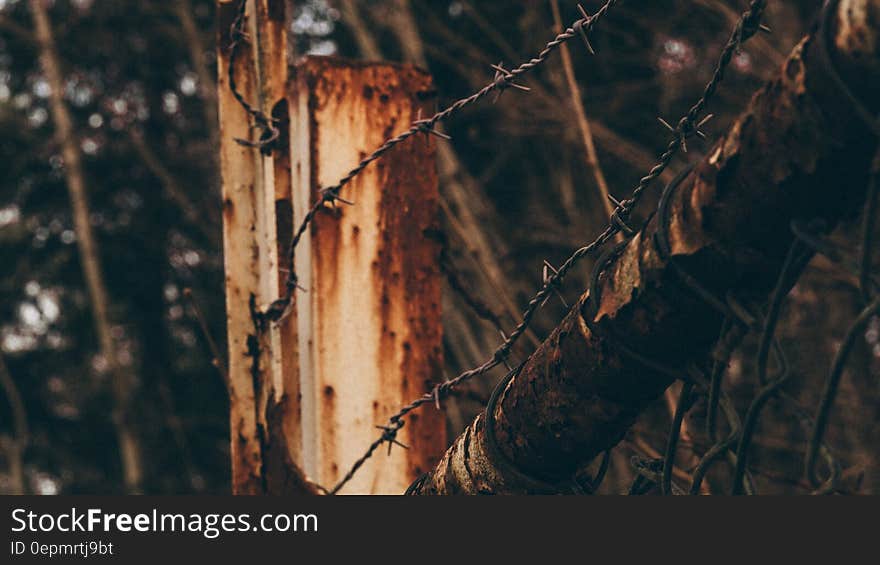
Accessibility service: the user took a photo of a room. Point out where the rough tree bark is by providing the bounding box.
[413,0,880,494]
[30,0,144,494]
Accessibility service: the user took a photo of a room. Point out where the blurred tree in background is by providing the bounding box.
[0,0,876,494]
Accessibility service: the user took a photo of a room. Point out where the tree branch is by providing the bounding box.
[338,0,382,60]
[29,0,143,493]
[129,129,218,244]
[549,0,616,224]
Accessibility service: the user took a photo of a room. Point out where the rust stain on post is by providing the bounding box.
[290,57,445,493]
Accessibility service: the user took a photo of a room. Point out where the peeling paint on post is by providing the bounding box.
[290,57,446,494]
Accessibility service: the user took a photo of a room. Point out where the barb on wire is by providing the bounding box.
[541,260,569,308]
[574,4,597,55]
[490,61,531,103]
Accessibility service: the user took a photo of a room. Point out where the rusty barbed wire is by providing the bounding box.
[261,0,624,323]
[227,0,281,154]
[219,0,621,491]
[325,0,770,495]
[225,0,880,496]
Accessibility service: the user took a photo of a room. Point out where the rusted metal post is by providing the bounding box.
[290,58,446,493]
[217,0,302,494]
[219,0,445,494]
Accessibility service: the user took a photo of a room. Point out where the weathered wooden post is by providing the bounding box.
[217,0,445,494]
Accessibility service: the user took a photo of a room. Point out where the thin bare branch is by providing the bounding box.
[549,0,616,225]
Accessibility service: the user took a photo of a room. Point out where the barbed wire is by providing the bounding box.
[222,0,621,491]
[259,0,624,323]
[325,0,769,495]
[227,0,878,495]
[227,0,281,154]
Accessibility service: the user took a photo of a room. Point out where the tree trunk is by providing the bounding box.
[413,0,880,494]
[30,0,143,494]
